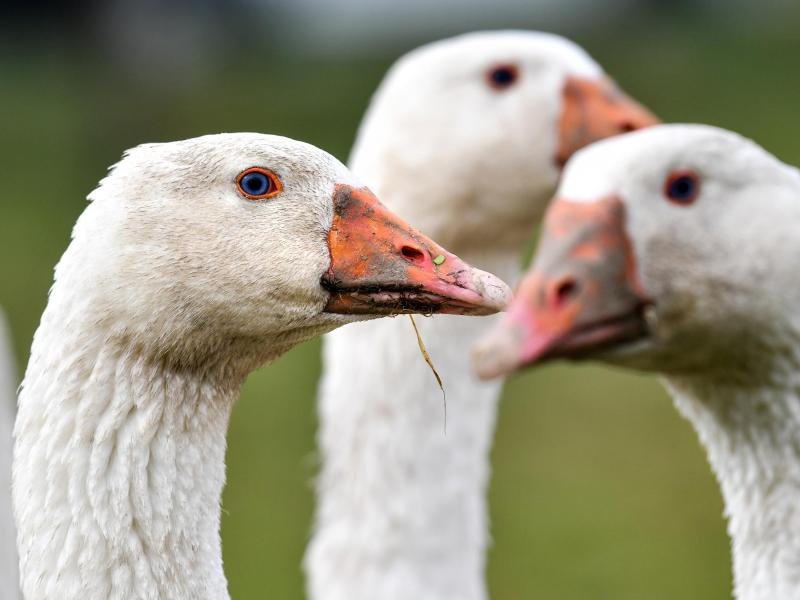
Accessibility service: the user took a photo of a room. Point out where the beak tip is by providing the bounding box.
[471,326,522,380]
[468,267,512,313]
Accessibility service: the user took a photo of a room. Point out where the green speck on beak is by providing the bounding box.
[433,255,446,266]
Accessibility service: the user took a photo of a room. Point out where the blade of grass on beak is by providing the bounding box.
[409,314,446,435]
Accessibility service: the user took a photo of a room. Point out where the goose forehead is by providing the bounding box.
[169,133,339,171]
[114,133,358,188]
[557,124,745,202]
[397,30,602,79]
[491,31,602,76]
[557,135,655,201]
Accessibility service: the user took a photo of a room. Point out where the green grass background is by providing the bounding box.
[2,15,800,599]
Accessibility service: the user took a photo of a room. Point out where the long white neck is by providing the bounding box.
[13,303,244,600]
[666,354,800,600]
[0,309,19,600]
[306,250,519,600]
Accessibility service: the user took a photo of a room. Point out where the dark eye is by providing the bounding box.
[664,170,700,205]
[236,167,283,200]
[486,64,519,90]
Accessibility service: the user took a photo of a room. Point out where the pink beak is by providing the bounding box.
[473,195,650,379]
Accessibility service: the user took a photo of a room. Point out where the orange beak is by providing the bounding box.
[323,184,511,316]
[555,76,660,167]
[473,196,650,379]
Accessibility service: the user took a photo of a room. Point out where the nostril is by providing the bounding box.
[400,245,427,265]
[553,278,579,308]
[619,120,637,133]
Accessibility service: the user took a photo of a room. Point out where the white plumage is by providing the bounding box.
[476,123,800,600]
[306,30,657,600]
[12,133,507,600]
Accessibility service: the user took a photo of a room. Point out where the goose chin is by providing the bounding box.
[535,305,650,362]
[473,305,650,380]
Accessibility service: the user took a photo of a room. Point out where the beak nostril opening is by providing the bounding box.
[619,121,637,133]
[553,278,579,308]
[401,245,426,264]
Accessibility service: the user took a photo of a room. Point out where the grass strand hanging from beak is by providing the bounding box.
[408,315,447,434]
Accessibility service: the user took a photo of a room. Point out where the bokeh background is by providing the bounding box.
[3,0,800,597]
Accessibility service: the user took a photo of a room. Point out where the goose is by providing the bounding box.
[0,309,19,599]
[11,132,510,600]
[474,123,800,600]
[305,30,657,600]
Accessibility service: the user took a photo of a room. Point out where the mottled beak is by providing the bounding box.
[323,184,510,316]
[555,76,659,167]
[473,195,650,379]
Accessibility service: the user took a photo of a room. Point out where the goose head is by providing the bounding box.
[351,30,659,252]
[473,124,800,379]
[66,133,509,368]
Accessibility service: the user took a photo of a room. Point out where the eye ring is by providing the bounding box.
[663,169,700,205]
[486,64,519,90]
[236,167,283,200]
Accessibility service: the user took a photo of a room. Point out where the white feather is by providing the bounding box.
[13,133,372,600]
[556,123,800,600]
[305,30,611,600]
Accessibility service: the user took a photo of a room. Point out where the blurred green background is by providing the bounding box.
[3,1,800,598]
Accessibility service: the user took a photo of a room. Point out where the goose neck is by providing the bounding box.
[666,362,800,600]
[14,324,243,600]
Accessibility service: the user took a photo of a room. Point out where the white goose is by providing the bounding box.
[306,30,657,600]
[12,133,509,600]
[475,123,800,600]
[0,309,18,599]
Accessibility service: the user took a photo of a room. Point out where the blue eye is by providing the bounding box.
[664,170,700,205]
[236,167,282,200]
[487,64,519,90]
[242,172,268,195]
